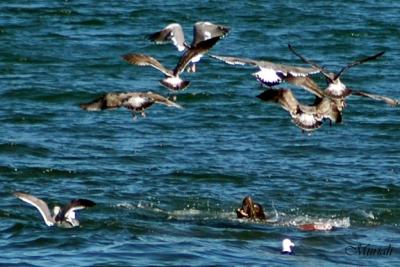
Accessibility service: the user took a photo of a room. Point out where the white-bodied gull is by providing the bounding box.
[281,238,295,255]
[122,36,222,91]
[209,54,323,96]
[148,21,230,72]
[14,192,95,228]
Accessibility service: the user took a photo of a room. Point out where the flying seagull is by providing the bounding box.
[148,21,230,72]
[13,192,95,228]
[122,54,190,91]
[80,91,182,119]
[288,44,398,106]
[209,54,323,97]
[257,89,342,132]
[122,36,221,91]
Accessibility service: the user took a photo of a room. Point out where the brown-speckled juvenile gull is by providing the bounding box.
[288,44,398,107]
[80,91,182,119]
[257,88,342,132]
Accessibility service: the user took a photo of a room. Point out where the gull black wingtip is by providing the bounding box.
[147,32,157,42]
[287,43,297,53]
[79,96,106,111]
[13,191,23,198]
[73,199,96,207]
[375,51,385,58]
[121,53,133,62]
[256,89,280,102]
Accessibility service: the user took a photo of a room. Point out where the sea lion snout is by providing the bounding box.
[236,196,266,220]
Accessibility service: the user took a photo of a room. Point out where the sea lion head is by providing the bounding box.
[236,196,266,220]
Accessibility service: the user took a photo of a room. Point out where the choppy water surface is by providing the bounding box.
[1,1,400,266]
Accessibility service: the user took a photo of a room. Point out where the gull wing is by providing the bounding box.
[334,51,385,80]
[122,54,173,77]
[210,54,320,78]
[285,76,325,98]
[148,23,186,52]
[13,192,55,226]
[173,37,221,75]
[141,92,182,109]
[288,44,334,82]
[209,54,259,66]
[192,21,230,47]
[257,88,299,113]
[352,91,399,106]
[62,199,96,221]
[80,92,128,111]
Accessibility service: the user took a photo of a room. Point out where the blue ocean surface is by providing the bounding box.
[1,1,399,266]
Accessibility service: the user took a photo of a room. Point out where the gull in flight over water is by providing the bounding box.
[148,21,230,72]
[80,91,182,120]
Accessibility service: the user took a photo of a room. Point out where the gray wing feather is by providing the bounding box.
[122,54,173,77]
[13,192,55,226]
[142,92,182,109]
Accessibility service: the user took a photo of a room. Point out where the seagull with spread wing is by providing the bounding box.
[148,21,230,72]
[257,89,342,132]
[123,36,222,91]
[209,54,324,97]
[14,192,95,228]
[80,91,182,120]
[288,44,398,107]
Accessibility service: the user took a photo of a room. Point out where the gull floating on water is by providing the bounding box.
[80,91,182,119]
[148,21,230,72]
[281,238,295,255]
[257,88,342,132]
[14,192,95,228]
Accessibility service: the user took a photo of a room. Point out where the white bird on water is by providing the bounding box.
[281,238,295,255]
[14,192,96,228]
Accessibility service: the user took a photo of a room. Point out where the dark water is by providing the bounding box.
[1,1,400,266]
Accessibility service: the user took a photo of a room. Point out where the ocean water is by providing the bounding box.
[1,1,399,266]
